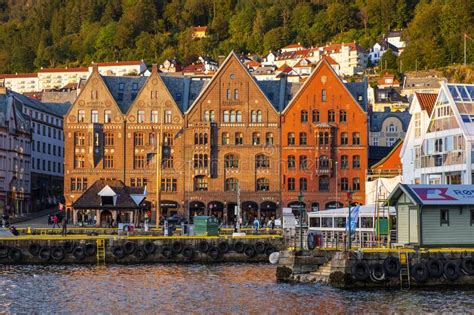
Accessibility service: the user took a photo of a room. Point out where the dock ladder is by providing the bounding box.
[399,252,410,289]
[96,239,106,266]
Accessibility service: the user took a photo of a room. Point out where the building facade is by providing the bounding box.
[369,110,411,147]
[281,59,368,212]
[0,73,39,94]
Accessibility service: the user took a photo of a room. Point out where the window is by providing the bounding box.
[340,178,349,191]
[288,155,296,169]
[328,110,335,122]
[78,110,85,122]
[104,133,114,146]
[440,209,450,226]
[223,111,230,122]
[222,132,230,145]
[321,89,327,102]
[102,110,112,123]
[352,155,361,169]
[414,112,421,138]
[301,110,308,123]
[225,154,239,169]
[163,133,174,146]
[134,155,145,169]
[162,155,174,169]
[75,154,85,168]
[234,89,239,100]
[204,111,210,122]
[299,132,307,145]
[288,178,295,191]
[193,154,209,168]
[341,155,349,169]
[288,133,295,145]
[225,178,239,191]
[352,177,360,191]
[137,111,145,123]
[164,110,172,123]
[149,133,156,146]
[251,110,263,123]
[210,110,215,122]
[91,110,98,123]
[299,155,307,170]
[75,132,85,146]
[352,132,360,145]
[252,132,260,145]
[372,138,379,146]
[312,110,319,123]
[161,178,177,192]
[319,155,329,169]
[226,89,231,100]
[387,138,396,146]
[230,111,236,122]
[256,178,270,191]
[266,132,273,145]
[341,132,348,145]
[319,176,329,191]
[194,176,208,191]
[194,133,208,145]
[471,210,474,226]
[340,110,347,123]
[134,133,144,146]
[300,178,307,191]
[104,155,114,168]
[235,132,243,145]
[236,110,242,122]
[318,132,330,145]
[70,178,87,191]
[256,154,270,169]
[130,178,147,187]
[387,123,397,132]
[151,111,159,123]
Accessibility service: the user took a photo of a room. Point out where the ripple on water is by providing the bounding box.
[0,264,472,314]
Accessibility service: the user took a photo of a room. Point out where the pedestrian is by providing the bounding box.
[9,226,19,236]
[61,217,67,237]
[52,215,59,228]
[253,217,260,233]
[2,213,8,227]
[270,218,275,230]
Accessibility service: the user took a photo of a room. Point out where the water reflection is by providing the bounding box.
[0,264,472,314]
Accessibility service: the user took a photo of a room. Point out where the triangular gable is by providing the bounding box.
[426,84,461,133]
[185,52,279,116]
[125,66,184,122]
[282,58,366,115]
[98,185,117,196]
[64,66,124,120]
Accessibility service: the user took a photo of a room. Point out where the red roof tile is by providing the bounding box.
[416,92,438,115]
[321,55,339,65]
[94,60,144,67]
[39,67,88,73]
[0,73,37,79]
[193,26,208,32]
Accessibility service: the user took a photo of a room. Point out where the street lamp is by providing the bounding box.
[298,191,304,251]
[347,190,353,250]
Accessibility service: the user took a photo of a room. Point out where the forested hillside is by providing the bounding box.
[0,0,472,73]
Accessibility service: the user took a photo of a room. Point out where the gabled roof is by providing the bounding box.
[371,139,403,170]
[321,55,338,65]
[10,90,70,117]
[161,75,208,113]
[102,76,147,113]
[256,79,301,112]
[387,184,474,206]
[415,92,437,116]
[72,180,145,209]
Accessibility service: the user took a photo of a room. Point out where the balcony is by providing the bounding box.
[315,167,332,176]
[421,151,465,168]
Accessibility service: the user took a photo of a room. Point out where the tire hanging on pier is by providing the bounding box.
[172,241,184,254]
[134,247,147,261]
[198,241,210,253]
[255,242,266,255]
[28,243,41,257]
[182,246,195,260]
[461,257,474,275]
[38,247,51,261]
[265,245,277,256]
[63,241,76,254]
[232,241,245,253]
[73,247,86,261]
[426,259,444,278]
[161,246,174,259]
[411,263,429,283]
[123,242,136,255]
[351,261,370,281]
[383,256,401,277]
[84,243,97,257]
[370,263,385,282]
[143,241,156,255]
[8,248,23,263]
[207,246,221,261]
[444,261,461,281]
[0,245,9,258]
[51,247,65,261]
[244,245,256,258]
[218,241,230,254]
[112,246,125,259]
[307,232,317,250]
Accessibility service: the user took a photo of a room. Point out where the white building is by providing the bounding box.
[38,67,89,91]
[321,42,368,76]
[90,60,147,76]
[401,83,474,185]
[0,84,32,216]
[0,73,39,93]
[385,31,405,53]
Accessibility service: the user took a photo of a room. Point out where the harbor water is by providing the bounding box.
[0,264,472,314]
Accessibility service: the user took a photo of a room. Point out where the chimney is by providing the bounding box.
[152,64,158,74]
[91,63,99,73]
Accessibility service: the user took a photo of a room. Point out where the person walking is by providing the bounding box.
[61,217,67,237]
[52,215,59,228]
[253,217,260,233]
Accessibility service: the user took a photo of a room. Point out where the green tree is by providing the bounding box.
[379,49,398,72]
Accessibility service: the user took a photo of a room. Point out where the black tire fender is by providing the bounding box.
[182,246,195,259]
[198,241,210,253]
[0,245,9,258]
[244,245,256,258]
[112,246,125,259]
[134,247,147,261]
[38,247,51,261]
[143,241,156,255]
[461,257,474,275]
[8,247,23,262]
[233,241,245,253]
[73,247,86,261]
[411,263,429,283]
[172,241,183,254]
[84,243,96,257]
[265,245,277,256]
[208,246,221,260]
[123,241,136,255]
[444,261,461,281]
[63,241,76,254]
[28,243,41,256]
[161,246,174,259]
[370,263,385,281]
[218,241,230,254]
[255,242,266,255]
[426,259,444,278]
[383,256,401,277]
[352,260,370,281]
[51,247,65,261]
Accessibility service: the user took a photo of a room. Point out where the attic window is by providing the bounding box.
[119,83,125,91]
[230,74,235,80]
[101,196,114,206]
[132,83,138,91]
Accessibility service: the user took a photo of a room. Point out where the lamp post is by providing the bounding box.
[347,190,353,250]
[298,191,304,251]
